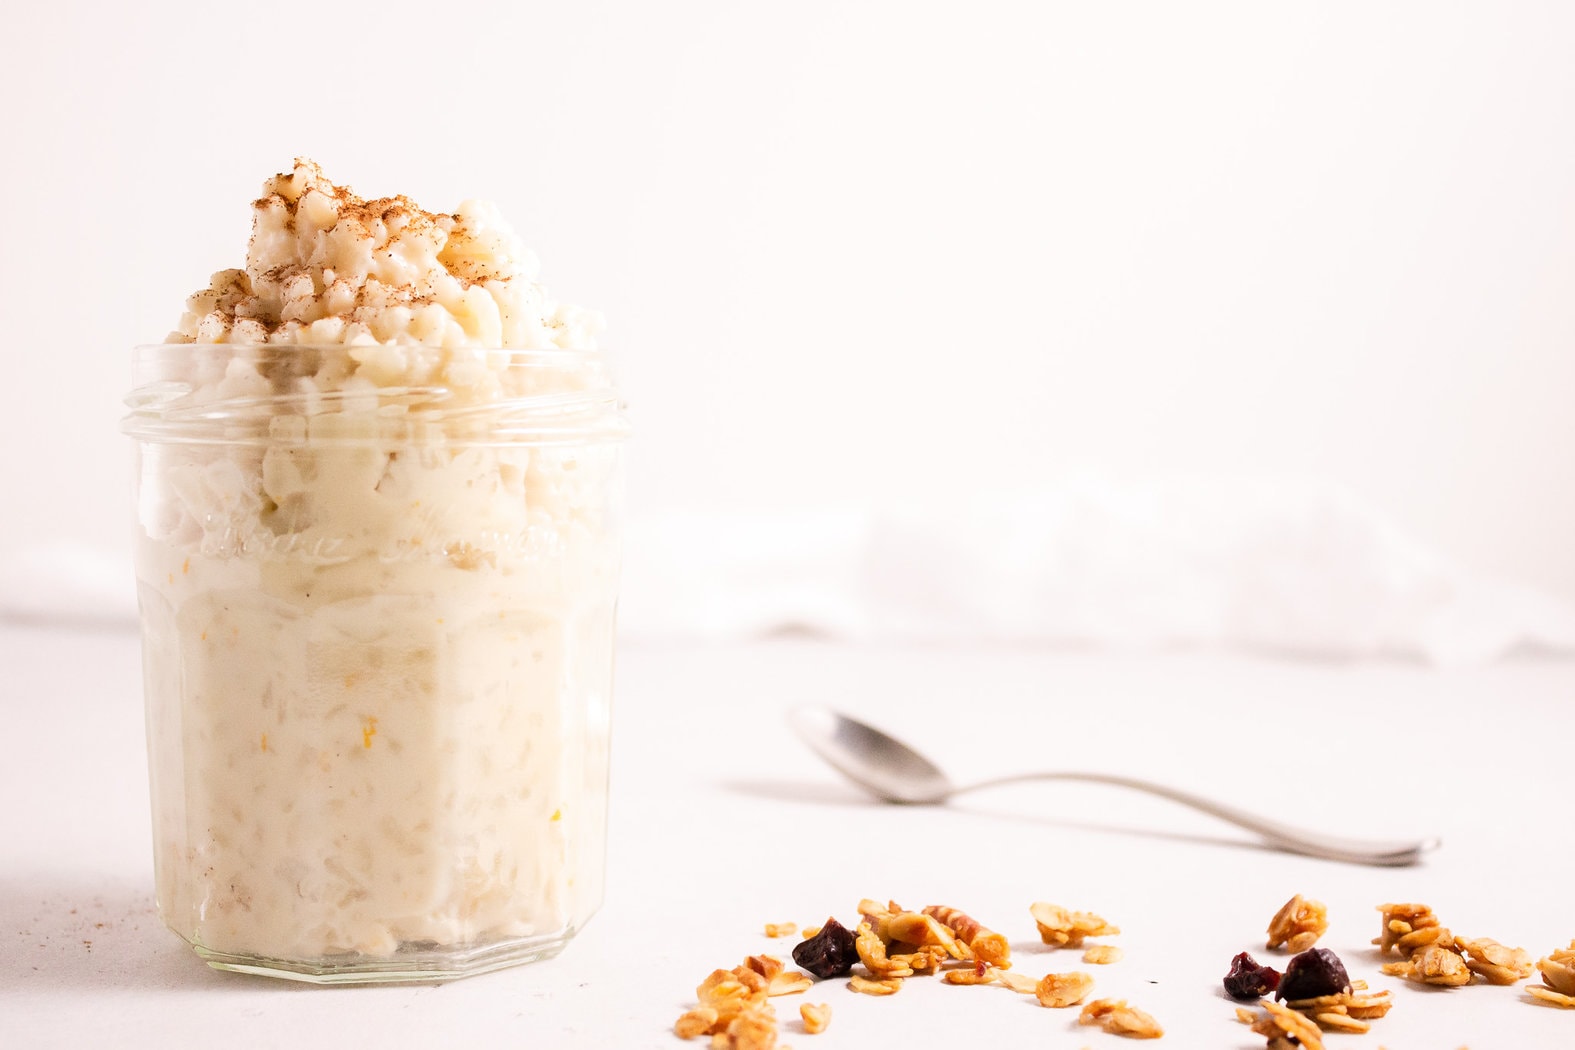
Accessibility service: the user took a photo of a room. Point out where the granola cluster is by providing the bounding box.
[1531,940,1575,1008]
[1237,978,1394,1042]
[1029,901,1120,948]
[1265,894,1328,953]
[1374,902,1534,988]
[674,954,817,1050]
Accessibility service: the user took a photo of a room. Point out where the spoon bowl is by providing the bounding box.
[789,706,1441,867]
[787,707,953,804]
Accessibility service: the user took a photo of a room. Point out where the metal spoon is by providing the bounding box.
[788,707,1439,866]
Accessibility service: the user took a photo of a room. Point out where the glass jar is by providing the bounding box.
[123,343,627,983]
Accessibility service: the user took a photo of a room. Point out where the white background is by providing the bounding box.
[2,0,1573,597]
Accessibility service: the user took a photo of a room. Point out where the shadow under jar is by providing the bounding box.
[123,343,628,983]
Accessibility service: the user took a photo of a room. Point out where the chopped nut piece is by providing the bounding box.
[1456,936,1534,985]
[799,926,821,940]
[923,905,1011,967]
[1266,894,1328,953]
[1083,945,1123,965]
[676,1007,720,1039]
[1030,901,1120,948]
[1078,998,1164,1039]
[848,973,902,996]
[798,1002,831,1034]
[1036,971,1095,1008]
[1234,1006,1256,1024]
[764,922,797,938]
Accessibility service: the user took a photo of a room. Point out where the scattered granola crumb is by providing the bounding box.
[1036,971,1095,1008]
[849,973,902,996]
[764,922,797,939]
[768,971,814,997]
[1083,945,1123,965]
[798,1002,831,1034]
[800,926,821,940]
[995,969,1040,994]
[1266,894,1328,954]
[675,1007,719,1039]
[1078,998,1163,1039]
[1030,902,1120,948]
[942,965,998,986]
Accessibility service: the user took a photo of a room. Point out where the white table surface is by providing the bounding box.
[3,623,1573,1049]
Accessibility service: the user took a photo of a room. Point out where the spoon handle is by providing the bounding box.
[959,771,1439,866]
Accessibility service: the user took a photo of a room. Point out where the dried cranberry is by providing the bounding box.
[1276,947,1350,1001]
[791,916,859,979]
[1223,951,1281,1000]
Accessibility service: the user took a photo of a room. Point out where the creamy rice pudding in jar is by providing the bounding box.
[123,160,627,982]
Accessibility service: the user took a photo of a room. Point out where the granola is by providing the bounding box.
[764,923,798,939]
[858,901,965,959]
[1274,981,1394,1035]
[1030,902,1120,948]
[854,922,914,979]
[1266,894,1328,954]
[1373,902,1442,957]
[995,969,1040,994]
[1242,999,1324,1050]
[1083,945,1123,965]
[676,954,814,1047]
[848,973,902,996]
[1457,936,1535,985]
[798,1002,831,1034]
[923,905,1011,967]
[941,964,998,986]
[1374,901,1532,990]
[1035,971,1095,1008]
[1078,998,1164,1039]
[1531,940,1575,1006]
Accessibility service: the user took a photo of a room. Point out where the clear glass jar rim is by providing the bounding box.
[123,342,627,447]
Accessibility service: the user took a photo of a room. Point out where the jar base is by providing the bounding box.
[192,927,578,984]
